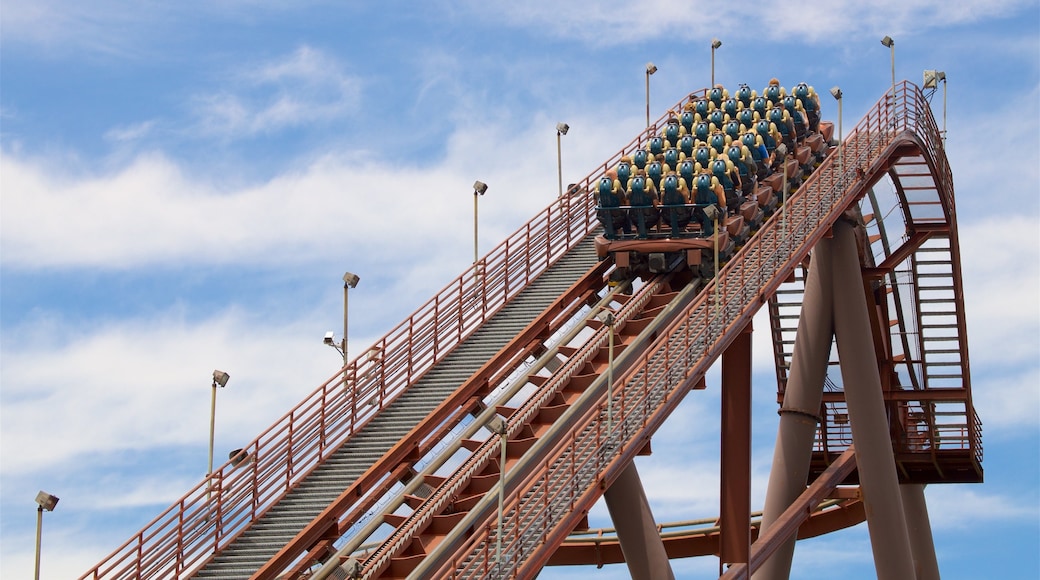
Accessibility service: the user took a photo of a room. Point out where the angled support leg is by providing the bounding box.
[831,220,915,579]
[603,461,675,580]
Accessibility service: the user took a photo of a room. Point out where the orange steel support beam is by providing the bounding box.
[722,447,858,580]
[756,228,834,580]
[720,321,753,568]
[900,484,941,579]
[603,462,675,579]
[547,498,866,566]
[831,220,915,579]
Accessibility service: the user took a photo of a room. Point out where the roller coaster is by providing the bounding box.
[80,79,979,579]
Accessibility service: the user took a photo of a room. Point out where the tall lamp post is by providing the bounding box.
[645,62,657,127]
[486,416,509,568]
[924,70,947,140]
[596,310,615,433]
[340,272,359,365]
[830,86,843,187]
[556,122,569,198]
[325,272,361,393]
[208,369,230,500]
[711,38,722,86]
[881,36,896,100]
[34,491,59,580]
[472,181,488,266]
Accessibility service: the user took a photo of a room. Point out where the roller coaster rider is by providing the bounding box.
[596,174,630,240]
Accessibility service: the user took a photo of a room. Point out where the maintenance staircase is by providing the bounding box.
[81,81,979,580]
[194,239,600,577]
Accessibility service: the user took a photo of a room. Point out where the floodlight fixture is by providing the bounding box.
[212,369,230,388]
[923,69,945,88]
[342,271,360,289]
[229,448,253,467]
[473,180,488,196]
[645,62,657,75]
[486,416,508,435]
[880,35,894,48]
[556,122,569,135]
[35,491,59,512]
[829,86,843,100]
[712,38,722,49]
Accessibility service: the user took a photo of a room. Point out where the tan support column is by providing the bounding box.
[830,220,915,579]
[720,322,753,568]
[901,484,941,580]
[755,245,834,580]
[603,461,675,580]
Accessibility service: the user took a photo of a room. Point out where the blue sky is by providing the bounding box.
[2,1,1038,578]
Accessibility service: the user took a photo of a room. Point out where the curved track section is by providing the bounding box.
[80,82,976,580]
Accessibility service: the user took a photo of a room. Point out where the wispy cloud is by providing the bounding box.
[104,120,158,142]
[0,306,338,475]
[925,485,1034,529]
[452,0,1034,45]
[189,46,362,138]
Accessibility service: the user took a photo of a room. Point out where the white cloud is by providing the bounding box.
[189,46,363,138]
[0,102,635,271]
[924,485,1033,529]
[0,306,337,475]
[104,120,158,142]
[454,0,1034,45]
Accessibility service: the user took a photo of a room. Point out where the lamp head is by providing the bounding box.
[556,122,569,135]
[35,491,59,511]
[229,448,253,467]
[711,38,722,49]
[829,86,843,100]
[881,35,894,48]
[923,70,946,88]
[342,271,360,288]
[646,62,657,75]
[473,180,488,196]
[486,416,508,435]
[213,369,230,388]
[324,331,335,345]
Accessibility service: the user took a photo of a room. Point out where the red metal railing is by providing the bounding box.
[80,90,711,580]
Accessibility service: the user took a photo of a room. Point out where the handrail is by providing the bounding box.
[79,89,710,579]
[415,82,966,578]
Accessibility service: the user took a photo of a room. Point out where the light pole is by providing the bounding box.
[472,180,488,266]
[34,491,58,580]
[711,38,722,86]
[486,416,508,568]
[556,122,569,198]
[596,310,615,433]
[881,36,896,100]
[924,70,947,140]
[341,272,359,365]
[830,86,843,187]
[645,62,657,127]
[208,369,230,501]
